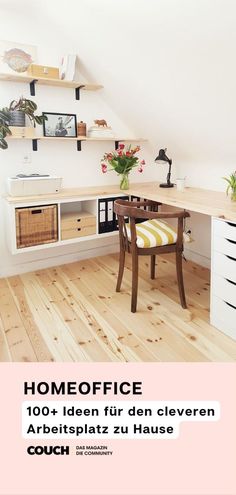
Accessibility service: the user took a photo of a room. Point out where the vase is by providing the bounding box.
[119,173,129,190]
[231,191,236,201]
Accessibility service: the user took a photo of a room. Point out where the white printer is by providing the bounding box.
[7,174,63,196]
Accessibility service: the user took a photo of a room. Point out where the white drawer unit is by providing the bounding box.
[211,217,236,340]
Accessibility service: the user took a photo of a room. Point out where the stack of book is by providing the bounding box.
[87,125,114,138]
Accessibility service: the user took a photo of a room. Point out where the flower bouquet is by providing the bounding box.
[101,143,145,190]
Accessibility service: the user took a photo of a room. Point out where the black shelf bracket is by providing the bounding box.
[29,79,38,96]
[75,85,85,100]
[77,140,82,151]
[32,139,38,151]
[115,140,119,150]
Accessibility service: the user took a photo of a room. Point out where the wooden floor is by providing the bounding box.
[0,253,235,362]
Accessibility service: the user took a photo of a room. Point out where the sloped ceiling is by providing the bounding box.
[1,0,236,164]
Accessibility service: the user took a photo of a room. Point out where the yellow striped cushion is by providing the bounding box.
[126,219,190,248]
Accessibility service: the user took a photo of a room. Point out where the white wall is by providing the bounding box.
[1,0,236,275]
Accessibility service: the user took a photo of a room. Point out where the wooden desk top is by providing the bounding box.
[5,181,236,221]
[127,182,236,221]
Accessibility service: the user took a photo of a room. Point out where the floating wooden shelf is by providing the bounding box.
[9,136,146,141]
[8,135,147,151]
[0,72,103,99]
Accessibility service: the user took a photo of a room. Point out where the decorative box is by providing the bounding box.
[27,64,59,79]
[9,126,35,138]
[16,205,58,248]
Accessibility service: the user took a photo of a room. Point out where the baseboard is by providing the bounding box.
[1,242,119,277]
[184,247,211,269]
[1,243,210,278]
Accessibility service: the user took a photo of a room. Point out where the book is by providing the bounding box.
[59,54,77,81]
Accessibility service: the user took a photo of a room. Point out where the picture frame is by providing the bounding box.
[42,112,77,138]
[0,40,37,75]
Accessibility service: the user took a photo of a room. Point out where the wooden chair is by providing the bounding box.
[114,199,190,313]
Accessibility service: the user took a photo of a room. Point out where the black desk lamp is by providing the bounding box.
[155,148,174,188]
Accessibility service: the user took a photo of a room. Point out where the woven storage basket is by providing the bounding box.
[16,205,58,248]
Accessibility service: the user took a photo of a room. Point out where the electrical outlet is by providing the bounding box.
[22,153,32,164]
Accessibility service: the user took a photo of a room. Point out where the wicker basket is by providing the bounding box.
[16,205,58,248]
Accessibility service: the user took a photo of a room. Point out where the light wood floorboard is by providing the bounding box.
[0,254,235,362]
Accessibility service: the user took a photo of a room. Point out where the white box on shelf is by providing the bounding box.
[7,175,63,196]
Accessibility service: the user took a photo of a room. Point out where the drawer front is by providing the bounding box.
[61,225,96,240]
[213,218,236,242]
[213,235,236,258]
[212,251,236,283]
[211,295,236,340]
[61,217,96,229]
[211,273,236,307]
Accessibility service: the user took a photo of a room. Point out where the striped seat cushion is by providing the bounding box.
[126,219,191,248]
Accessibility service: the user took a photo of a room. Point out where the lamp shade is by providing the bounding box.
[155,148,171,165]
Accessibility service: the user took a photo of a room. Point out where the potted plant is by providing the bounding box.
[223,171,236,201]
[101,143,146,190]
[0,97,46,149]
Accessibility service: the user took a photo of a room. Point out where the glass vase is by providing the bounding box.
[231,191,236,201]
[119,173,129,190]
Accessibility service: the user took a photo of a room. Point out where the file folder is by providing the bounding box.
[98,196,128,234]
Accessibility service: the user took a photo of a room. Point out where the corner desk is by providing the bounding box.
[127,182,236,341]
[5,181,236,341]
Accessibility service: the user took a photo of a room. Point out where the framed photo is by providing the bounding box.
[0,40,37,75]
[42,112,77,138]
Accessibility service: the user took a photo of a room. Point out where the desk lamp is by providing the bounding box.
[155,148,174,188]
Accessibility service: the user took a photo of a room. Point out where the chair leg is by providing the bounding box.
[176,250,187,308]
[150,254,156,279]
[131,250,139,313]
[116,249,125,292]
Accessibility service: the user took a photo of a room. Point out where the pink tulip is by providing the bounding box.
[101,163,107,173]
[138,166,143,173]
[119,143,125,150]
[141,159,145,165]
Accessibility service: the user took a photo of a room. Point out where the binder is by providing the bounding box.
[98,196,128,234]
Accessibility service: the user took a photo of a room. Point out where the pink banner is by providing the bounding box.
[0,362,235,495]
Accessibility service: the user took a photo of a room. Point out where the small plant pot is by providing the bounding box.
[9,110,26,127]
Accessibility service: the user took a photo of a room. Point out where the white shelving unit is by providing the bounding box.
[5,186,128,254]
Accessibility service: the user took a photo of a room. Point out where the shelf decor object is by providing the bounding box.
[0,40,37,76]
[42,112,77,138]
[155,148,174,188]
[27,64,59,79]
[101,143,146,190]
